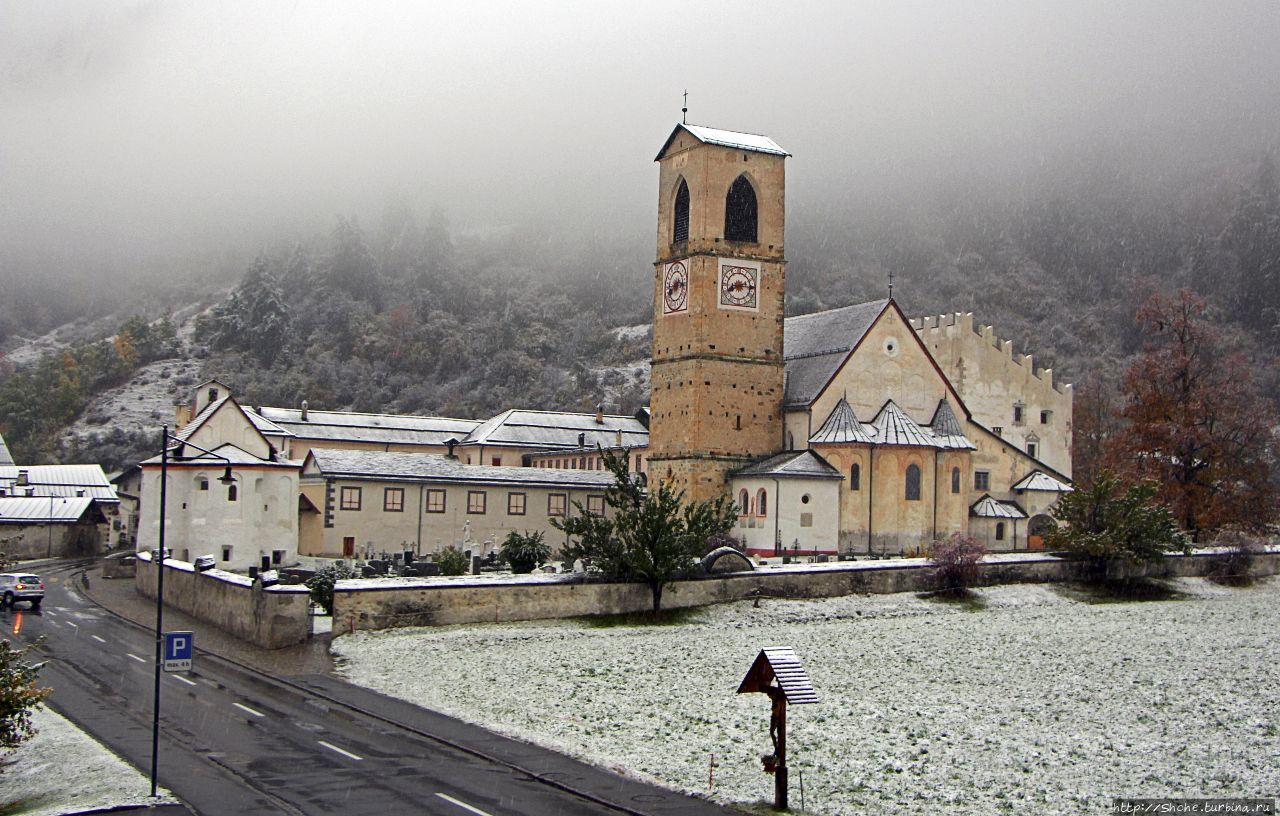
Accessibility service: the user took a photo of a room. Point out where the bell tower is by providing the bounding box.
[648,124,789,502]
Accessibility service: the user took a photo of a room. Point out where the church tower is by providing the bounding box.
[648,124,789,502]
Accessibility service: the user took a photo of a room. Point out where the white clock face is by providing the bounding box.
[718,260,759,311]
[663,260,689,314]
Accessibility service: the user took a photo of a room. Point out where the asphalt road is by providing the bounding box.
[7,560,738,816]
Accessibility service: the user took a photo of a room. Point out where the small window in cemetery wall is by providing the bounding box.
[340,486,361,510]
[384,487,404,512]
[548,493,567,516]
[905,464,922,501]
[467,491,487,514]
[508,492,526,515]
[221,545,233,562]
[587,494,605,515]
[974,471,990,491]
[426,489,446,513]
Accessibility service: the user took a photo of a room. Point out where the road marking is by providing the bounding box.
[435,793,496,816]
[43,610,56,617]
[65,620,78,628]
[172,675,198,687]
[233,702,265,718]
[318,740,362,761]
[91,635,106,644]
[126,653,146,663]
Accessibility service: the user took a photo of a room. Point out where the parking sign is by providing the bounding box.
[163,631,193,672]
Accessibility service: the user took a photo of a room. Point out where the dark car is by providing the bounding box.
[0,573,45,608]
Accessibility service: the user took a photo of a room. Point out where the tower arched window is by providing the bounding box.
[739,489,749,515]
[951,467,961,494]
[673,179,690,243]
[850,463,861,491]
[756,488,768,517]
[724,175,758,243]
[905,464,922,501]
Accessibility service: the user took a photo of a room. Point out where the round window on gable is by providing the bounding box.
[884,337,899,357]
[801,494,811,504]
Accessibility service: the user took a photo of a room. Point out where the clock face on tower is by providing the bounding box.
[718,260,759,311]
[663,260,689,314]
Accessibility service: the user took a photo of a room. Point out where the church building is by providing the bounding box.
[647,123,1072,556]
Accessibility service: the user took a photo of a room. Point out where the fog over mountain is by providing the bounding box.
[3,1,1278,300]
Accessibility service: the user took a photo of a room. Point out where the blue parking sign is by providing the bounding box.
[163,631,193,672]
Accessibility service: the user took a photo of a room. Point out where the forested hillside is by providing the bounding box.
[1,154,1277,471]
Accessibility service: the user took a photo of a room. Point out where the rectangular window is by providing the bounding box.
[1041,410,1052,424]
[548,493,567,516]
[1013,404,1024,425]
[340,486,362,511]
[383,487,404,512]
[975,471,990,491]
[272,549,284,565]
[426,489,446,513]
[1027,442,1038,459]
[467,491,486,514]
[587,495,605,515]
[492,457,502,466]
[635,455,642,471]
[507,492,526,515]
[221,545,233,562]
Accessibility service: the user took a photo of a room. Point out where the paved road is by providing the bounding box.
[9,560,737,816]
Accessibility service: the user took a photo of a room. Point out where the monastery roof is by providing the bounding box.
[808,398,875,445]
[930,398,977,450]
[869,400,938,447]
[783,300,890,407]
[253,406,479,446]
[656,123,790,160]
[139,443,299,469]
[303,448,617,490]
[461,409,648,450]
[0,432,13,466]
[969,494,1028,519]
[1012,470,1073,492]
[734,449,843,480]
[0,465,118,501]
[0,496,98,524]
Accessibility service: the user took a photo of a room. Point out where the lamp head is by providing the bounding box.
[218,466,236,485]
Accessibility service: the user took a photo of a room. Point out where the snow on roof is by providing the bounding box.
[783,300,890,407]
[0,465,118,501]
[0,432,13,466]
[461,409,649,450]
[737,647,818,705]
[657,124,790,159]
[809,397,875,445]
[969,495,1028,519]
[1012,470,1073,492]
[869,400,938,447]
[0,496,96,523]
[305,448,617,489]
[929,398,977,450]
[255,406,480,446]
[139,443,299,468]
[734,449,843,480]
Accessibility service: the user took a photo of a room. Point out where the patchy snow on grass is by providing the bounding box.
[333,579,1280,815]
[0,705,177,815]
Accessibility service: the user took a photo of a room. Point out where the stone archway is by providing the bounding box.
[1027,514,1055,550]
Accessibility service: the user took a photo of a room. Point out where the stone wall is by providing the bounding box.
[333,551,1280,632]
[134,552,310,649]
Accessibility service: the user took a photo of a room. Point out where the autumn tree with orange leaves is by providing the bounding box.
[1112,289,1278,541]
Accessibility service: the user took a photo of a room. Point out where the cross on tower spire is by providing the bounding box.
[682,89,688,124]
[888,269,895,299]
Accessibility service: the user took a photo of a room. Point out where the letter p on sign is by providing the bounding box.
[163,631,193,672]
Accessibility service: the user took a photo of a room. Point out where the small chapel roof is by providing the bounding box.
[869,400,938,447]
[734,449,843,480]
[969,494,1028,519]
[656,124,790,160]
[929,399,977,450]
[1012,470,1073,492]
[783,300,890,408]
[809,397,875,445]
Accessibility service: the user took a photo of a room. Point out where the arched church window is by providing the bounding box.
[756,488,768,517]
[739,489,750,515]
[951,467,960,494]
[724,175,758,242]
[996,521,1006,541]
[905,464,922,501]
[227,484,238,502]
[850,463,861,491]
[673,179,690,243]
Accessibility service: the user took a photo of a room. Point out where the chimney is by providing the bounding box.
[595,404,604,425]
[445,437,459,459]
[16,469,29,486]
[577,432,586,448]
[174,403,193,430]
[615,429,622,446]
[301,399,309,422]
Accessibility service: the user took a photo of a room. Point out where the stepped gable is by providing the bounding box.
[782,299,890,408]
[869,400,938,447]
[809,397,875,445]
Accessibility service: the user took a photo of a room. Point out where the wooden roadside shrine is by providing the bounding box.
[737,647,817,810]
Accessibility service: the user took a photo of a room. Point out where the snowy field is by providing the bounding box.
[333,579,1280,815]
[0,705,176,815]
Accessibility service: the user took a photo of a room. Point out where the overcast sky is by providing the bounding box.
[3,1,1279,282]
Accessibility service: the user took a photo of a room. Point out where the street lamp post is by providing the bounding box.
[150,425,234,798]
